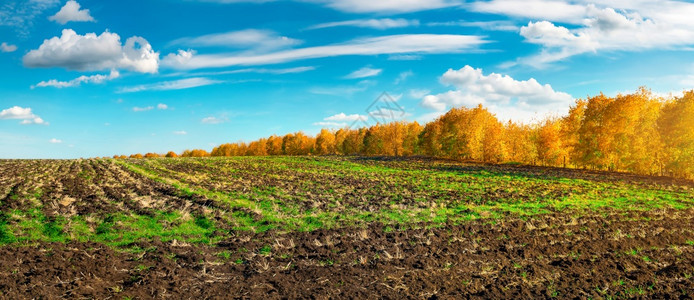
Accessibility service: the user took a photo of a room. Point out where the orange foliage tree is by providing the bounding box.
[129,88,694,178]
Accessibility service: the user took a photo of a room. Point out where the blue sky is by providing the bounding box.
[2,0,694,158]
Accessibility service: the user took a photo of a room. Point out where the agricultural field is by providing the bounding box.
[0,156,693,298]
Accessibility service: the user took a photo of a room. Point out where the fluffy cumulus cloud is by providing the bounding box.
[470,0,694,67]
[163,34,486,70]
[516,6,693,67]
[23,29,159,73]
[49,138,63,144]
[0,106,48,125]
[309,18,419,30]
[1,42,17,53]
[32,69,119,88]
[344,66,382,79]
[421,66,573,122]
[48,0,94,24]
[119,77,222,93]
[169,29,300,52]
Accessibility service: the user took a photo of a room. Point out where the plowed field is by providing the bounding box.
[0,157,692,298]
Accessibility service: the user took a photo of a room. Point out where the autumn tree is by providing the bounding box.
[247,139,268,156]
[402,122,423,156]
[504,121,536,164]
[181,149,210,157]
[536,118,566,166]
[576,93,614,169]
[129,153,143,159]
[333,128,349,155]
[315,129,337,155]
[342,128,366,155]
[659,90,694,177]
[602,88,662,174]
[266,135,284,155]
[165,151,178,158]
[283,132,314,155]
[144,153,160,158]
[561,100,587,167]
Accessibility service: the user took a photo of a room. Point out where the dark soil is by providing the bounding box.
[1,157,693,299]
[0,209,692,299]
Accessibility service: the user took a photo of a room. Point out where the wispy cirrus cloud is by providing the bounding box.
[166,66,315,78]
[194,0,461,13]
[119,77,223,93]
[0,0,59,37]
[201,115,229,124]
[308,18,419,30]
[312,0,462,13]
[163,34,486,70]
[169,29,300,52]
[32,70,120,89]
[344,66,382,79]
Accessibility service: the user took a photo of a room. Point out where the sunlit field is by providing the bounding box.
[1,156,692,298]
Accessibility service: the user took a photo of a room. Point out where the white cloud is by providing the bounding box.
[325,113,368,122]
[157,103,168,110]
[394,70,413,84]
[309,80,375,96]
[201,116,229,124]
[163,34,486,70]
[409,89,430,99]
[427,20,519,31]
[49,138,62,144]
[192,0,460,13]
[344,66,382,79]
[168,66,315,78]
[469,1,694,67]
[173,130,188,135]
[469,0,588,24]
[32,69,119,88]
[314,0,462,13]
[169,29,300,52]
[133,106,154,112]
[23,29,159,73]
[517,6,694,67]
[48,0,94,24]
[422,65,574,122]
[387,54,422,61]
[313,121,347,127]
[1,42,17,53]
[0,106,48,125]
[314,112,369,127]
[0,0,59,37]
[309,18,419,30]
[119,77,223,93]
[368,107,410,121]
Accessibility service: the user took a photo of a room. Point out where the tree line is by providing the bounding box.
[116,88,694,179]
